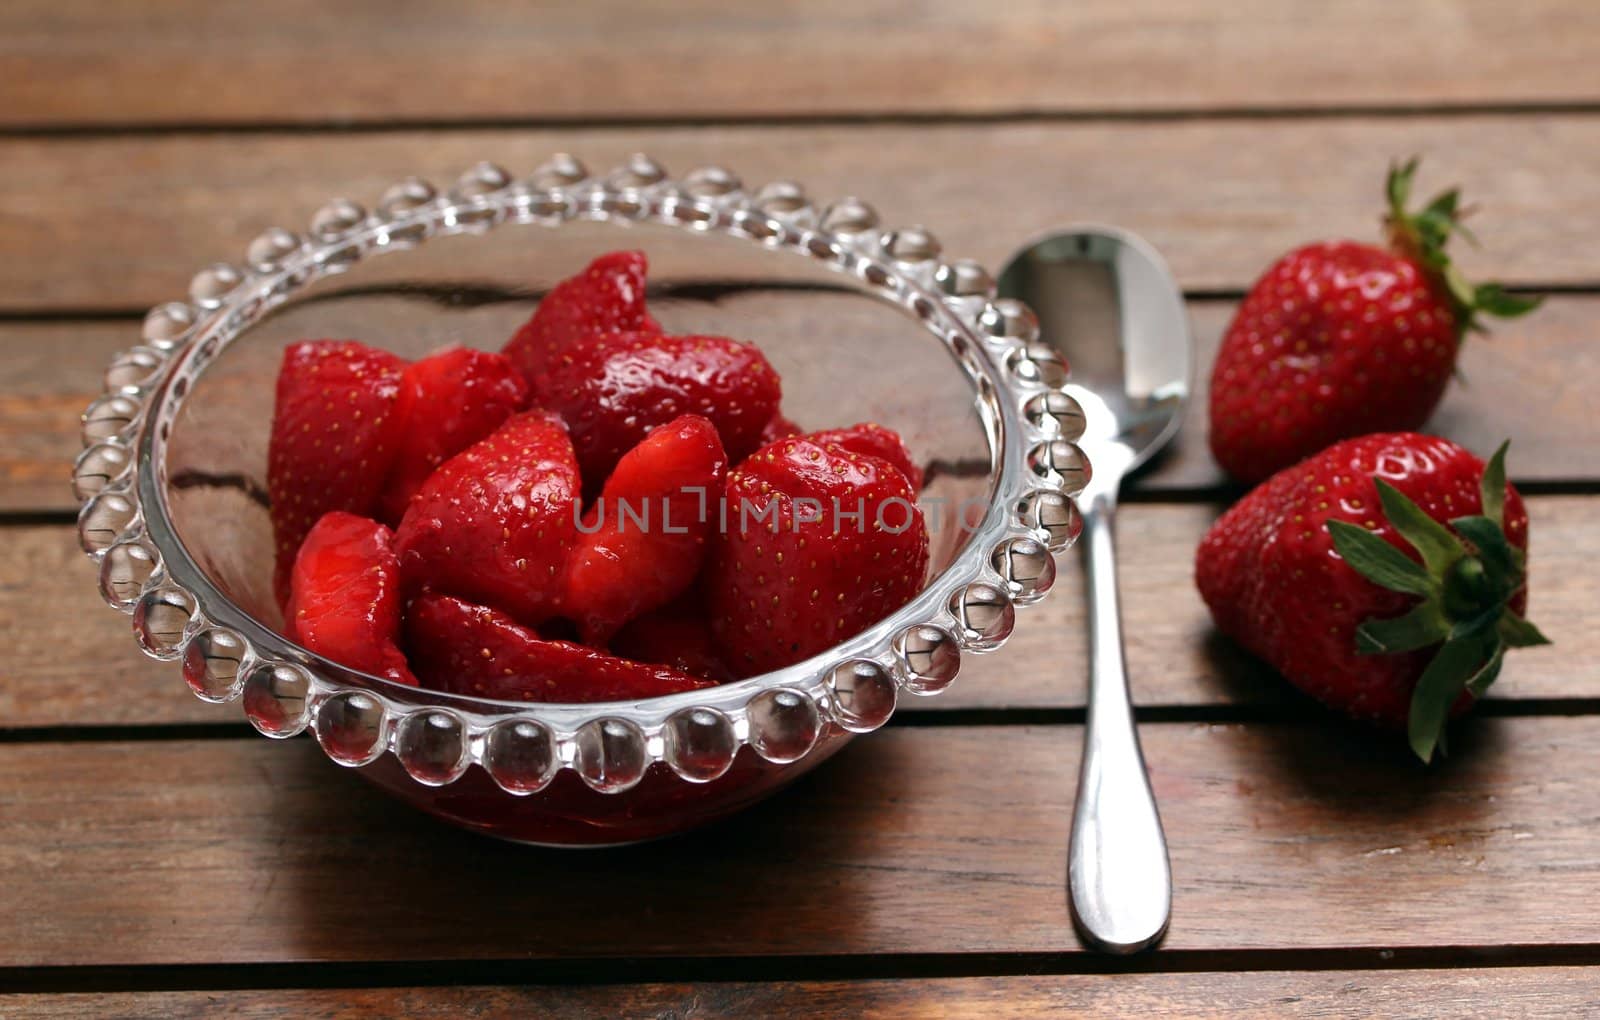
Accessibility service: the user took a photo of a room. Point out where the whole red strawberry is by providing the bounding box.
[537,331,781,487]
[375,345,529,525]
[1209,160,1540,483]
[1196,433,1549,761]
[502,250,659,387]
[284,512,416,686]
[406,592,716,703]
[707,435,929,676]
[394,411,580,625]
[268,340,407,605]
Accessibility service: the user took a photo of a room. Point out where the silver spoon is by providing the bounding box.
[999,227,1190,954]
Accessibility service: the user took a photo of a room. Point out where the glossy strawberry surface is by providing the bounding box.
[285,512,417,685]
[268,340,407,605]
[536,331,781,488]
[1197,432,1529,729]
[804,422,924,490]
[376,345,530,525]
[706,436,929,676]
[1209,241,1457,483]
[406,592,717,703]
[394,411,580,625]
[562,414,727,644]
[502,250,659,387]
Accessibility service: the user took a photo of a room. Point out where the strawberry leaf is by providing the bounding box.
[1386,157,1420,214]
[1473,284,1541,319]
[1499,612,1552,649]
[1327,519,1435,596]
[1355,601,1450,654]
[1408,634,1491,763]
[1374,479,1466,576]
[1479,441,1509,526]
[1381,158,1542,341]
[1465,641,1507,699]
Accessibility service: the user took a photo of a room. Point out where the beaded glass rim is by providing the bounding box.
[72,153,1091,796]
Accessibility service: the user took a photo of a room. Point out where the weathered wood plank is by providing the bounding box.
[4,1,1597,127]
[0,115,1591,311]
[7,292,1596,514]
[2,494,1584,727]
[7,970,1599,1019]
[2,718,1597,965]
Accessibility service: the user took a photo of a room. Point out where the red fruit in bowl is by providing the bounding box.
[758,413,804,446]
[376,346,530,524]
[268,340,407,605]
[1196,433,1549,761]
[406,592,717,703]
[284,512,417,686]
[611,605,736,684]
[1208,160,1540,484]
[562,414,728,644]
[394,411,580,625]
[538,331,782,486]
[805,422,924,490]
[502,250,659,387]
[707,436,929,676]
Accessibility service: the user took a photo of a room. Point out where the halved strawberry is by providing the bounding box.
[562,414,727,644]
[611,604,736,684]
[376,346,529,525]
[502,250,659,387]
[284,512,416,686]
[406,592,717,702]
[537,332,781,487]
[394,411,580,625]
[804,422,924,490]
[268,340,407,606]
[707,436,929,676]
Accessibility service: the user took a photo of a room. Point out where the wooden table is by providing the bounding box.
[3,3,1599,1015]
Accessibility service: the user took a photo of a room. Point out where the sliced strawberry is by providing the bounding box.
[502,250,659,387]
[804,422,924,490]
[394,411,580,625]
[758,413,804,446]
[611,605,736,684]
[406,592,718,703]
[562,415,727,643]
[268,340,407,606]
[376,346,529,525]
[537,331,781,487]
[284,512,416,685]
[707,436,929,676]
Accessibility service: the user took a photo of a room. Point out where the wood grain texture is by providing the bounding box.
[8,970,1600,1019]
[12,972,1600,1020]
[4,494,1586,727]
[5,1,1598,127]
[3,718,1599,966]
[0,115,1592,312]
[7,292,1597,513]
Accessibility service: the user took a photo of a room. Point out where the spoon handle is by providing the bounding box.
[1069,483,1171,954]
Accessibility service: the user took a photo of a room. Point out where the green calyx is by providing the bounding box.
[1326,441,1550,763]
[1384,157,1542,340]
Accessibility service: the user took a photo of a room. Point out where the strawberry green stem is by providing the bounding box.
[1326,441,1550,762]
[1383,158,1542,341]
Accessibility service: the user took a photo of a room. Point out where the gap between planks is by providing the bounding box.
[6,101,1600,140]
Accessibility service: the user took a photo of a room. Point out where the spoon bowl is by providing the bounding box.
[1000,227,1191,473]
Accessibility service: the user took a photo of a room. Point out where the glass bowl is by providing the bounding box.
[73,154,1090,846]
